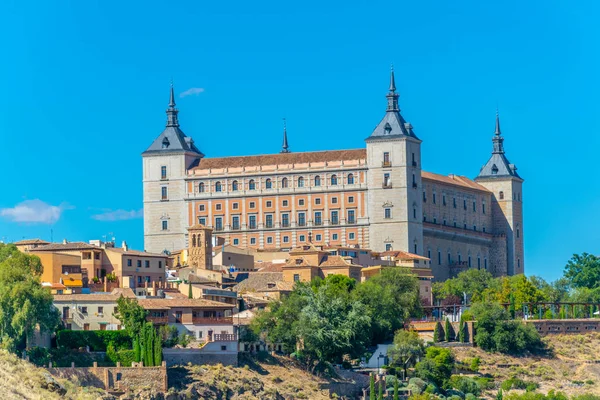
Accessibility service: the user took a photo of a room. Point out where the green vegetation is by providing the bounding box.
[251,270,421,367]
[55,330,131,351]
[0,243,60,352]
[414,347,455,388]
[433,322,443,343]
[388,330,425,377]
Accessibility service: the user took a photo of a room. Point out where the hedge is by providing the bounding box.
[106,343,136,367]
[56,330,132,351]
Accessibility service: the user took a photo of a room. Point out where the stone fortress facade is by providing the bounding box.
[143,71,524,281]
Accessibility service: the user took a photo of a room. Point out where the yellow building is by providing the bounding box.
[282,243,362,283]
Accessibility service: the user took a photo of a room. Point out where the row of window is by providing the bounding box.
[423,192,486,214]
[231,231,357,246]
[196,173,357,193]
[422,216,487,233]
[199,210,357,231]
[198,195,355,212]
[76,306,111,315]
[125,259,163,268]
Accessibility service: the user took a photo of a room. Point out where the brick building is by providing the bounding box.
[143,71,524,281]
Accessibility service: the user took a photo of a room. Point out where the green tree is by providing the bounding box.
[433,322,443,342]
[393,378,399,400]
[434,269,497,303]
[114,297,147,338]
[564,253,600,289]
[188,282,193,299]
[153,327,162,366]
[388,330,425,377]
[378,377,383,400]
[133,337,141,362]
[458,321,465,343]
[444,318,452,342]
[0,244,60,352]
[354,269,422,344]
[414,347,455,388]
[370,374,375,400]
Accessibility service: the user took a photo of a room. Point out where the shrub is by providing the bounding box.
[500,377,537,391]
[56,330,132,351]
[105,273,117,282]
[26,347,51,366]
[408,378,427,394]
[465,394,477,400]
[433,322,443,342]
[445,319,453,342]
[470,357,481,372]
[106,343,136,366]
[450,375,481,396]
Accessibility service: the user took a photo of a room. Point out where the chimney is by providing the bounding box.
[122,241,128,251]
[103,277,107,292]
[62,239,68,244]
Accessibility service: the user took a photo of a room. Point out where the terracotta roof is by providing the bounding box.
[255,261,286,273]
[30,242,100,252]
[234,272,286,293]
[319,255,361,268]
[14,239,50,245]
[422,171,490,193]
[137,298,233,310]
[191,149,367,170]
[53,288,136,302]
[380,251,430,261]
[106,247,167,258]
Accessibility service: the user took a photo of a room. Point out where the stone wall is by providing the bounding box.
[526,319,600,336]
[47,361,167,392]
[163,341,238,366]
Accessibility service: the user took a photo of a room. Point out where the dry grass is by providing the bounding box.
[453,333,600,397]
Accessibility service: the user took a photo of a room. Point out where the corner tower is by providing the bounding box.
[366,68,423,254]
[142,84,203,254]
[475,112,524,276]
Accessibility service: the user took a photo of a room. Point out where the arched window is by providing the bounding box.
[297,177,304,187]
[266,178,272,189]
[499,191,504,200]
[198,182,205,193]
[347,173,354,184]
[281,178,289,188]
[192,234,196,247]
[232,180,238,191]
[215,181,222,192]
[314,176,321,186]
[331,175,338,185]
[162,137,170,149]
[249,179,256,190]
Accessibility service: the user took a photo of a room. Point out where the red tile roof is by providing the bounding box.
[421,171,490,192]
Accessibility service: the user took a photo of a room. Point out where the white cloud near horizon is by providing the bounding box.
[0,199,72,224]
[179,87,205,98]
[91,209,143,222]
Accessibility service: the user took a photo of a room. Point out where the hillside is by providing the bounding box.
[453,333,600,397]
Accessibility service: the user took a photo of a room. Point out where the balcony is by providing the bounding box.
[212,333,237,341]
[382,161,392,168]
[192,316,233,325]
[147,316,168,324]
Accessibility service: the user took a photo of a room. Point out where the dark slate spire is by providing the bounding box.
[492,110,504,154]
[386,65,399,112]
[166,83,180,127]
[366,66,419,141]
[281,118,290,153]
[475,110,521,180]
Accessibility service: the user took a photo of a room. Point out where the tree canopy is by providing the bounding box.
[564,253,600,290]
[114,296,148,338]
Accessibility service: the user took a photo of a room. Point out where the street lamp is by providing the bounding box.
[377,353,385,375]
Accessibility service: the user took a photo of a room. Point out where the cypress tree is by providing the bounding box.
[378,378,383,400]
[140,331,146,366]
[154,326,162,366]
[133,336,141,363]
[370,374,375,400]
[444,318,452,342]
[433,321,443,342]
[188,282,193,299]
[509,293,516,319]
[458,320,465,343]
[144,323,153,367]
[393,378,399,400]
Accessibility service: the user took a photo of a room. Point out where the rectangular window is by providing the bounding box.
[298,212,306,227]
[282,200,288,207]
[265,214,273,228]
[331,210,339,225]
[423,191,426,202]
[438,251,441,265]
[161,166,167,180]
[137,260,142,268]
[385,244,392,251]
[281,213,289,228]
[463,199,467,210]
[162,220,168,230]
[332,233,338,240]
[473,201,476,212]
[428,250,431,260]
[453,197,456,208]
[161,187,168,200]
[348,196,354,203]
[249,202,256,209]
[215,217,223,231]
[98,306,104,315]
[448,253,451,264]
[250,237,256,245]
[383,173,391,188]
[314,211,322,226]
[83,323,90,331]
[233,238,239,245]
[384,208,391,219]
[293,274,300,282]
[482,203,486,214]
[283,236,289,243]
[232,202,239,210]
[347,210,355,224]
[81,307,88,314]
[249,215,256,229]
[299,199,305,206]
[199,204,205,211]
[443,195,447,206]
[144,260,150,268]
[232,216,240,230]
[315,198,321,205]
[266,200,272,208]
[266,237,273,244]
[332,197,338,204]
[433,193,436,204]
[315,234,322,241]
[383,152,390,166]
[158,261,162,269]
[127,259,132,267]
[216,203,222,211]
[349,232,355,240]
[198,217,206,226]
[299,235,305,242]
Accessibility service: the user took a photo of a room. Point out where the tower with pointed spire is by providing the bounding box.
[475,112,524,275]
[142,84,204,253]
[366,66,423,256]
[281,118,290,153]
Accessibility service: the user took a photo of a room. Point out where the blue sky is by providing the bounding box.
[0,0,598,281]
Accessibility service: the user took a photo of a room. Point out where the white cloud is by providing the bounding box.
[91,209,143,222]
[179,87,205,98]
[0,199,70,224]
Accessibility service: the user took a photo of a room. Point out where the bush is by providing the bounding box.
[158,325,179,347]
[450,375,481,396]
[56,330,132,351]
[501,377,537,391]
[470,357,481,372]
[465,394,477,400]
[408,378,428,394]
[26,347,51,366]
[433,322,443,342]
[106,343,136,366]
[446,391,465,400]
